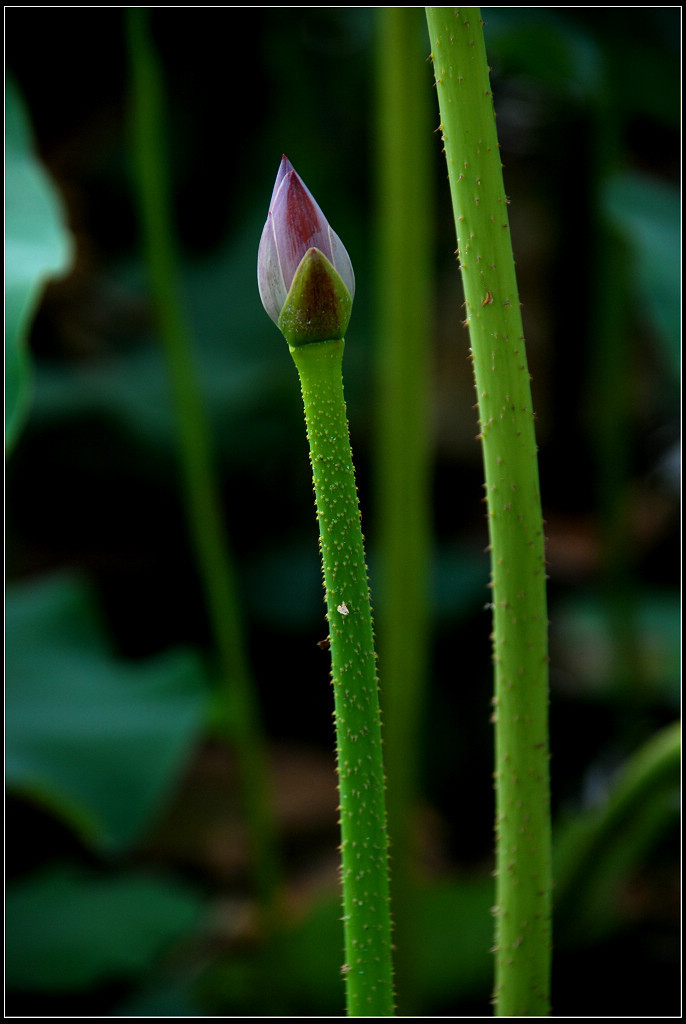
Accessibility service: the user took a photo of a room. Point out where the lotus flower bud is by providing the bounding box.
[257,156,355,346]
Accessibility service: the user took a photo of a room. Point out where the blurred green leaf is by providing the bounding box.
[5,76,74,452]
[412,876,493,1009]
[554,721,680,944]
[117,974,206,1017]
[483,8,604,99]
[603,171,680,383]
[553,589,681,706]
[29,216,298,467]
[5,865,203,992]
[5,573,208,850]
[200,876,493,1016]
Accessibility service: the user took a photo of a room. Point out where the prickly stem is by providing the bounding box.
[425,7,552,1016]
[289,338,395,1017]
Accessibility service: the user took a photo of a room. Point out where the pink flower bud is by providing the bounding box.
[257,156,355,344]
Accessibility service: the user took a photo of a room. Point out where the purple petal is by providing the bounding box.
[257,214,287,324]
[327,225,355,301]
[271,172,332,289]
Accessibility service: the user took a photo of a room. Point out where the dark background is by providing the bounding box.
[6,7,680,1017]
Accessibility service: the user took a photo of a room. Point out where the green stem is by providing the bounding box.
[127,8,279,923]
[374,6,434,1015]
[425,8,552,1015]
[289,338,394,1017]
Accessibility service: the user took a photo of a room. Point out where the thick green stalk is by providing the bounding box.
[127,8,279,922]
[289,338,394,1017]
[374,6,434,1015]
[425,8,552,1016]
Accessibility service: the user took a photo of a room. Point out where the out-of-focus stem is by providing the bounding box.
[127,7,279,924]
[374,6,434,1015]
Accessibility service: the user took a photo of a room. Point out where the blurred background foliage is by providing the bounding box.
[5,7,680,1017]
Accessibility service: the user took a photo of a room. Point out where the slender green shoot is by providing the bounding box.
[425,8,552,1015]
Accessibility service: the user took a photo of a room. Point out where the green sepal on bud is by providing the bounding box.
[278,247,353,347]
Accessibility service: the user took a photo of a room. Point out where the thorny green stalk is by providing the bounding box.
[127,8,280,924]
[374,6,434,1015]
[425,7,552,1015]
[289,341,394,1016]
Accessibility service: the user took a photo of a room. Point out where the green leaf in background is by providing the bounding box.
[603,171,680,384]
[5,573,209,850]
[553,589,681,707]
[5,865,203,993]
[199,876,493,1016]
[483,7,604,101]
[553,721,680,945]
[5,76,74,452]
[27,215,298,466]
